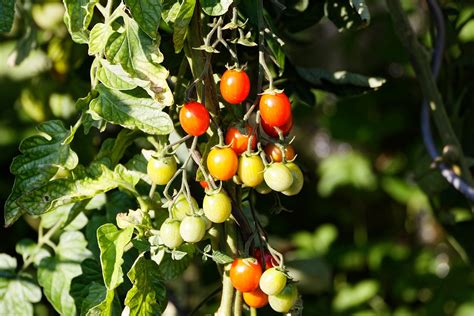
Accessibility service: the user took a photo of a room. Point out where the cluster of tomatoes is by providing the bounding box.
[146,66,301,313]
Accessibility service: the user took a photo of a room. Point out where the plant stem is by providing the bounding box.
[233,290,243,316]
[386,0,473,184]
[215,265,234,316]
[250,307,257,316]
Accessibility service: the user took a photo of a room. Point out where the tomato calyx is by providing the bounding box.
[225,62,247,72]
[260,88,284,96]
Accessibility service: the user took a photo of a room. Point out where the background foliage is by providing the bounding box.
[1,0,474,315]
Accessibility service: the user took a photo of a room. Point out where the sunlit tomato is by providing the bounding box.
[261,115,293,138]
[160,219,183,249]
[207,147,238,181]
[259,91,292,127]
[179,216,206,243]
[238,155,264,187]
[259,268,287,295]
[172,194,199,220]
[203,191,232,223]
[243,287,268,308]
[179,101,210,136]
[220,69,250,104]
[225,125,257,155]
[199,180,209,189]
[230,258,263,292]
[268,284,298,313]
[264,144,296,163]
[253,249,277,270]
[282,162,304,196]
[264,163,293,192]
[147,156,177,185]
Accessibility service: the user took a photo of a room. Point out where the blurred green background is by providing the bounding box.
[2,0,474,315]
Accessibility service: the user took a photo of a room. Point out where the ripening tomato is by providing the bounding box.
[225,125,257,155]
[203,191,232,223]
[147,156,177,185]
[282,162,304,196]
[264,144,296,163]
[255,182,272,195]
[230,258,263,293]
[220,69,250,104]
[207,147,238,181]
[199,180,209,189]
[259,91,292,127]
[268,284,298,313]
[264,163,293,192]
[172,194,199,220]
[238,155,265,187]
[160,219,183,249]
[179,216,206,243]
[261,115,293,138]
[259,268,287,295]
[253,249,277,270]
[243,287,268,308]
[179,101,210,136]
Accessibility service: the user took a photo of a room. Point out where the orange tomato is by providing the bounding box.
[264,144,296,163]
[225,125,257,155]
[207,147,238,181]
[243,287,269,308]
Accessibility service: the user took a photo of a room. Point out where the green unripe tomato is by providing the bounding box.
[172,194,199,220]
[147,156,177,185]
[160,219,183,249]
[179,216,206,243]
[259,267,287,295]
[238,154,265,187]
[203,191,232,223]
[282,162,304,196]
[268,283,298,313]
[255,181,272,195]
[264,163,293,192]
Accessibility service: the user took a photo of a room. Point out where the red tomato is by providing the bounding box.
[225,125,257,155]
[264,144,296,163]
[253,249,277,270]
[199,180,209,189]
[243,287,269,308]
[179,101,210,136]
[230,258,263,292]
[261,115,293,138]
[259,92,292,126]
[220,69,250,104]
[207,147,238,181]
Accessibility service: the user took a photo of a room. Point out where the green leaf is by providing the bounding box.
[0,0,15,33]
[82,284,118,316]
[154,244,195,280]
[97,224,134,290]
[89,23,114,55]
[63,0,98,43]
[173,0,196,53]
[125,257,167,315]
[37,257,82,315]
[0,254,17,271]
[14,163,140,217]
[89,84,174,135]
[325,0,370,31]
[296,67,385,95]
[333,279,379,311]
[200,0,232,16]
[70,259,103,311]
[0,273,42,316]
[15,239,51,267]
[57,231,93,262]
[211,250,234,264]
[125,0,162,39]
[97,59,149,91]
[4,120,78,226]
[105,16,173,105]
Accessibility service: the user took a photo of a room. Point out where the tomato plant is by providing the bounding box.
[259,91,292,127]
[259,267,287,295]
[160,219,184,249]
[238,154,265,187]
[147,155,177,185]
[207,146,239,181]
[264,143,296,163]
[179,215,207,243]
[261,114,293,138]
[225,125,257,155]
[203,190,232,223]
[230,258,263,293]
[268,284,299,313]
[243,287,269,308]
[264,163,294,192]
[179,101,210,136]
[220,68,251,104]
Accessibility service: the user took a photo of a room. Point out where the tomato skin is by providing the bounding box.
[264,163,293,192]
[160,219,183,249]
[264,144,296,163]
[203,191,232,223]
[172,194,198,220]
[230,258,263,293]
[259,92,292,127]
[253,249,277,270]
[259,268,287,295]
[220,69,250,104]
[282,162,304,196]
[261,115,293,138]
[179,101,210,136]
[243,287,268,308]
[199,181,209,189]
[179,216,206,243]
[225,125,257,155]
[207,147,238,181]
[147,156,177,185]
[255,181,272,195]
[238,155,265,187]
[268,284,298,313]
